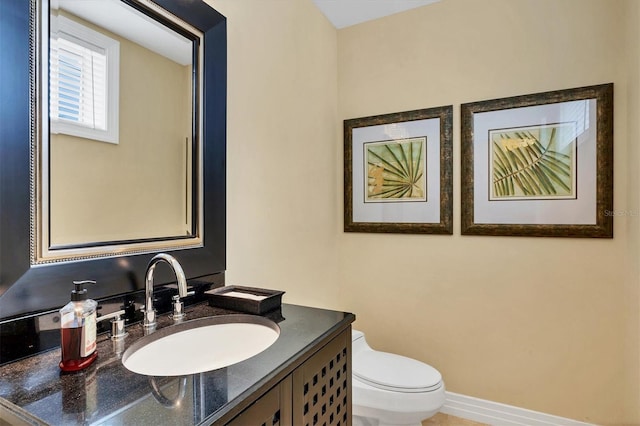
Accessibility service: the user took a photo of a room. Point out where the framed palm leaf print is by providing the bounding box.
[461,83,613,237]
[344,106,453,234]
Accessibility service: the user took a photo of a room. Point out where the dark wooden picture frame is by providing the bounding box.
[461,83,613,238]
[344,106,453,234]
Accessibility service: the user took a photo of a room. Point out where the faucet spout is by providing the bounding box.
[144,253,190,332]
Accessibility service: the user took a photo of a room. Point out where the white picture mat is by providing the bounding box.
[473,99,597,225]
[352,118,441,223]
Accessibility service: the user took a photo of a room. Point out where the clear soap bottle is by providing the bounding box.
[59,280,98,372]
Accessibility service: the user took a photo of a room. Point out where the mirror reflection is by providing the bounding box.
[46,0,197,249]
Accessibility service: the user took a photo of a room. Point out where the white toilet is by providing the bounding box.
[351,329,446,426]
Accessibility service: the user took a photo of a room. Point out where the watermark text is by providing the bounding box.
[604,210,640,217]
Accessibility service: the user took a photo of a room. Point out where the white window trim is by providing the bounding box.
[50,14,120,144]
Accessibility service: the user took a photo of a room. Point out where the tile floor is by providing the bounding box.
[423,412,488,426]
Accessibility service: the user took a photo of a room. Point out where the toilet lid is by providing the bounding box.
[353,350,442,393]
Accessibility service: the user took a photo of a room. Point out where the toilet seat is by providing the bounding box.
[353,350,442,393]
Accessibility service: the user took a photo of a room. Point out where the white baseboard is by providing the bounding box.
[440,392,594,426]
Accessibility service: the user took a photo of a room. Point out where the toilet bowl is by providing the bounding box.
[351,329,445,426]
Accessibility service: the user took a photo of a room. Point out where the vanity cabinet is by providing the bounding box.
[226,378,292,426]
[0,304,355,426]
[225,327,352,426]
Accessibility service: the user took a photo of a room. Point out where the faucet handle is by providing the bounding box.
[97,310,128,340]
[171,295,186,322]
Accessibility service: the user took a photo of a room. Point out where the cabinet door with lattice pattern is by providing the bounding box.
[226,377,292,426]
[292,328,352,426]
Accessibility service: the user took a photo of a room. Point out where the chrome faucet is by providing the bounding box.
[143,253,193,332]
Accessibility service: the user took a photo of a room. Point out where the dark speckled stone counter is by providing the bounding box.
[0,303,354,425]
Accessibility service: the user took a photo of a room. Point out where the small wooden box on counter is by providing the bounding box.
[205,286,285,315]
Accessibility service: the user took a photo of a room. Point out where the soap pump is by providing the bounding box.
[59,280,98,372]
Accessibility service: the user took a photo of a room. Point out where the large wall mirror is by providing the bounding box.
[0,0,226,320]
[41,0,202,261]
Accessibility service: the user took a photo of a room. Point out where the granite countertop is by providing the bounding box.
[0,303,355,425]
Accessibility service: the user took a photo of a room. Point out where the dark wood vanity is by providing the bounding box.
[0,303,354,425]
[225,326,351,426]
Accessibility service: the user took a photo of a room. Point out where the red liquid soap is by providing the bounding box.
[59,280,98,372]
[59,327,97,372]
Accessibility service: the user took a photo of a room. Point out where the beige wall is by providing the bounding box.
[207,0,342,307]
[623,0,640,422]
[50,12,191,245]
[212,0,639,424]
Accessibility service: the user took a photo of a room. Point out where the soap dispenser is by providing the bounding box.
[59,280,98,372]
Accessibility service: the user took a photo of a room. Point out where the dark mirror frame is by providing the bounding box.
[0,0,227,321]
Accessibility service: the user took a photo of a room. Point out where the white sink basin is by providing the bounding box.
[122,314,280,376]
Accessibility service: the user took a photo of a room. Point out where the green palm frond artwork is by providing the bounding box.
[365,137,427,202]
[490,123,576,200]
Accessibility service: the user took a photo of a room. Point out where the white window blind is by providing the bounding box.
[50,15,119,144]
[50,34,107,130]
